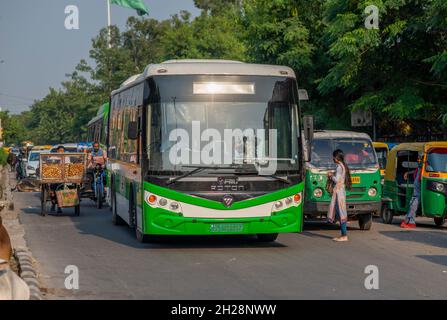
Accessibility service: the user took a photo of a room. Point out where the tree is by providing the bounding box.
[319,0,447,136]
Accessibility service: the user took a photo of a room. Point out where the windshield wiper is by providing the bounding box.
[232,164,292,185]
[166,165,235,186]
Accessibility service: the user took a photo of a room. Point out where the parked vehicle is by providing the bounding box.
[26,150,46,178]
[304,131,382,230]
[381,142,447,226]
[373,142,390,181]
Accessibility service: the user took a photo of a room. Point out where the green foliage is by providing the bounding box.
[8,0,447,143]
[0,148,8,166]
[318,0,447,133]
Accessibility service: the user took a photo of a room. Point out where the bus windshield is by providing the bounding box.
[147,75,300,174]
[310,138,378,169]
[426,148,447,173]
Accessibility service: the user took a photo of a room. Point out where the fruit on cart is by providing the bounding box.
[41,164,63,179]
[65,163,84,178]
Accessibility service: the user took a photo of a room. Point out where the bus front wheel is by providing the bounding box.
[136,229,157,244]
[257,234,279,242]
[434,217,445,227]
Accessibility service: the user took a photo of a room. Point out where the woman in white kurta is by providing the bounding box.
[327,149,352,242]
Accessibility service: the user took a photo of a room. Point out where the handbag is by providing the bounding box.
[326,175,335,195]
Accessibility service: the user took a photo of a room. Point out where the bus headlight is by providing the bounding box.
[313,188,323,198]
[170,202,180,211]
[272,193,302,213]
[145,192,182,213]
[275,201,284,209]
[368,188,377,197]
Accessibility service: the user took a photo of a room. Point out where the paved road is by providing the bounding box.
[14,191,447,300]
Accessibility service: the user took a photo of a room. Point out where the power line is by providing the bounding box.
[0,93,36,103]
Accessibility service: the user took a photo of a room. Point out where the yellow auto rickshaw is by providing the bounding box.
[381,142,447,226]
[373,142,390,180]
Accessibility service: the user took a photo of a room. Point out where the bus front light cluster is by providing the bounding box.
[145,192,183,214]
[272,193,302,213]
[368,188,378,197]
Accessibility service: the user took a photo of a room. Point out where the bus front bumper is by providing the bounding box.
[144,207,303,236]
[304,200,381,217]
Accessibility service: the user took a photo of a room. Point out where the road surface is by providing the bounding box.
[14,191,447,300]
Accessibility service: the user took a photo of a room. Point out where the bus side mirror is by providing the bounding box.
[128,121,139,140]
[303,115,314,162]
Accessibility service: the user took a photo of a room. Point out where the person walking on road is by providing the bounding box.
[327,149,352,242]
[401,155,423,229]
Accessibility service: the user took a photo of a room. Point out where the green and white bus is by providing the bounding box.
[87,102,110,147]
[107,60,309,243]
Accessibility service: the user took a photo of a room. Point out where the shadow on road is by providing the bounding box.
[416,255,447,267]
[69,202,288,250]
[380,230,447,250]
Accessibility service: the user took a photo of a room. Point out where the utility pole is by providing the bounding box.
[107,0,112,48]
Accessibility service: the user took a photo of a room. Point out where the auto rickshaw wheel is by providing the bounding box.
[381,206,394,224]
[434,217,445,227]
[358,214,373,231]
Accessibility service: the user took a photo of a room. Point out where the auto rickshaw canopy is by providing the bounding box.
[373,142,389,150]
[384,143,425,182]
[385,142,447,181]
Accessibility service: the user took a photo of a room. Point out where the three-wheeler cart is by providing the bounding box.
[38,153,87,217]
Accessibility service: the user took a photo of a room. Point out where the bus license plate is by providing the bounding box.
[351,176,361,184]
[210,224,244,233]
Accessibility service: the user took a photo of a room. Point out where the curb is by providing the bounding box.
[14,247,43,300]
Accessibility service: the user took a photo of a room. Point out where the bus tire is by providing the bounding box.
[136,229,156,243]
[381,205,394,224]
[434,217,445,227]
[111,183,125,226]
[358,213,373,231]
[257,234,279,242]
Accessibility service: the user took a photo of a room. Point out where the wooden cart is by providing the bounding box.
[38,153,87,216]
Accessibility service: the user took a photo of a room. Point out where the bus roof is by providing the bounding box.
[87,103,109,127]
[313,130,373,140]
[112,59,297,95]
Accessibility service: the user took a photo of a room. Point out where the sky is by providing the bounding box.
[0,0,199,114]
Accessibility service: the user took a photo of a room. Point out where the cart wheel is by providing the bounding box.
[74,187,81,216]
[40,185,47,217]
[74,204,80,216]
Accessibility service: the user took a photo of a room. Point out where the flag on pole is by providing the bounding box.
[110,0,149,16]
